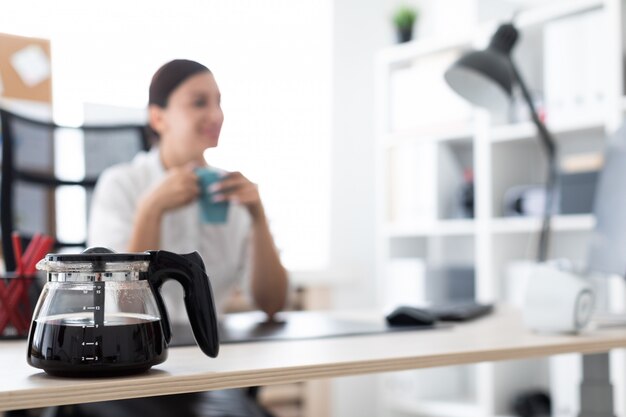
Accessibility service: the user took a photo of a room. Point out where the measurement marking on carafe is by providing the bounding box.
[81,357,99,361]
[83,305,101,311]
[82,324,99,328]
[81,342,99,346]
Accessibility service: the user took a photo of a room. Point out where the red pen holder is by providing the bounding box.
[0,273,40,338]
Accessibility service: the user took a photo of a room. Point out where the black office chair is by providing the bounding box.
[0,107,150,269]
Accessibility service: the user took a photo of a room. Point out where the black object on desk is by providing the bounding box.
[385,306,436,326]
[385,301,494,326]
[427,301,494,322]
[170,310,440,347]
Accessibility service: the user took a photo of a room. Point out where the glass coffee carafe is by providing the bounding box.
[27,247,219,377]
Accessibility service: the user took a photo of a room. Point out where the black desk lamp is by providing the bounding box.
[444,23,557,262]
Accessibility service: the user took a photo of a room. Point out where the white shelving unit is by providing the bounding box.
[374,1,625,416]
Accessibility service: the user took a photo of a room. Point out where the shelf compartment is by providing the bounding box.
[490,214,595,234]
[388,234,475,260]
[385,219,475,237]
[385,48,472,135]
[490,134,604,218]
[515,0,604,28]
[490,118,605,143]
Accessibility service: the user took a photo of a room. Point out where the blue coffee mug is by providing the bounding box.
[196,168,229,224]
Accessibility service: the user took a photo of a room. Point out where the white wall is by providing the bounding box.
[330,2,382,310]
[330,0,388,415]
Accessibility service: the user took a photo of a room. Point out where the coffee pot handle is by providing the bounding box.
[147,250,219,358]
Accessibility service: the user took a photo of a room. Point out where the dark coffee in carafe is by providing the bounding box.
[27,315,167,377]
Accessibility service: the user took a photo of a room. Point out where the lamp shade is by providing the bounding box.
[444,23,519,112]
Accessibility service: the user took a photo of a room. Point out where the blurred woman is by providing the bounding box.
[89,59,288,318]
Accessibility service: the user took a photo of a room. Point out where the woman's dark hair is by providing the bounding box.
[147,59,211,142]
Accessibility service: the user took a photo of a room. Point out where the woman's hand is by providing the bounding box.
[144,165,200,215]
[210,172,287,317]
[209,171,264,222]
[129,165,199,253]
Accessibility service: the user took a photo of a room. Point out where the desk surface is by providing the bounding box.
[2,307,626,411]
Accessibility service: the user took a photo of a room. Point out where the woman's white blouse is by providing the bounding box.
[88,147,252,316]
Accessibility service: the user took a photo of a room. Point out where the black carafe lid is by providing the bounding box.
[37,247,151,274]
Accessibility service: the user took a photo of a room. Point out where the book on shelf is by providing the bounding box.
[543,9,606,125]
[560,152,604,173]
[388,141,437,224]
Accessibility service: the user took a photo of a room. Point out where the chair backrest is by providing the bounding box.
[0,107,150,271]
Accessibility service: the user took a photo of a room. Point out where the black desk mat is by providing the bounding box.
[170,310,444,346]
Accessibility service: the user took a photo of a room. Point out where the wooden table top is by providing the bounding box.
[2,307,626,411]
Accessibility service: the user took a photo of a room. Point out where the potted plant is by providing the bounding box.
[393,5,418,43]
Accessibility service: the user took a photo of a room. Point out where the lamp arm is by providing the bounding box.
[509,60,559,262]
